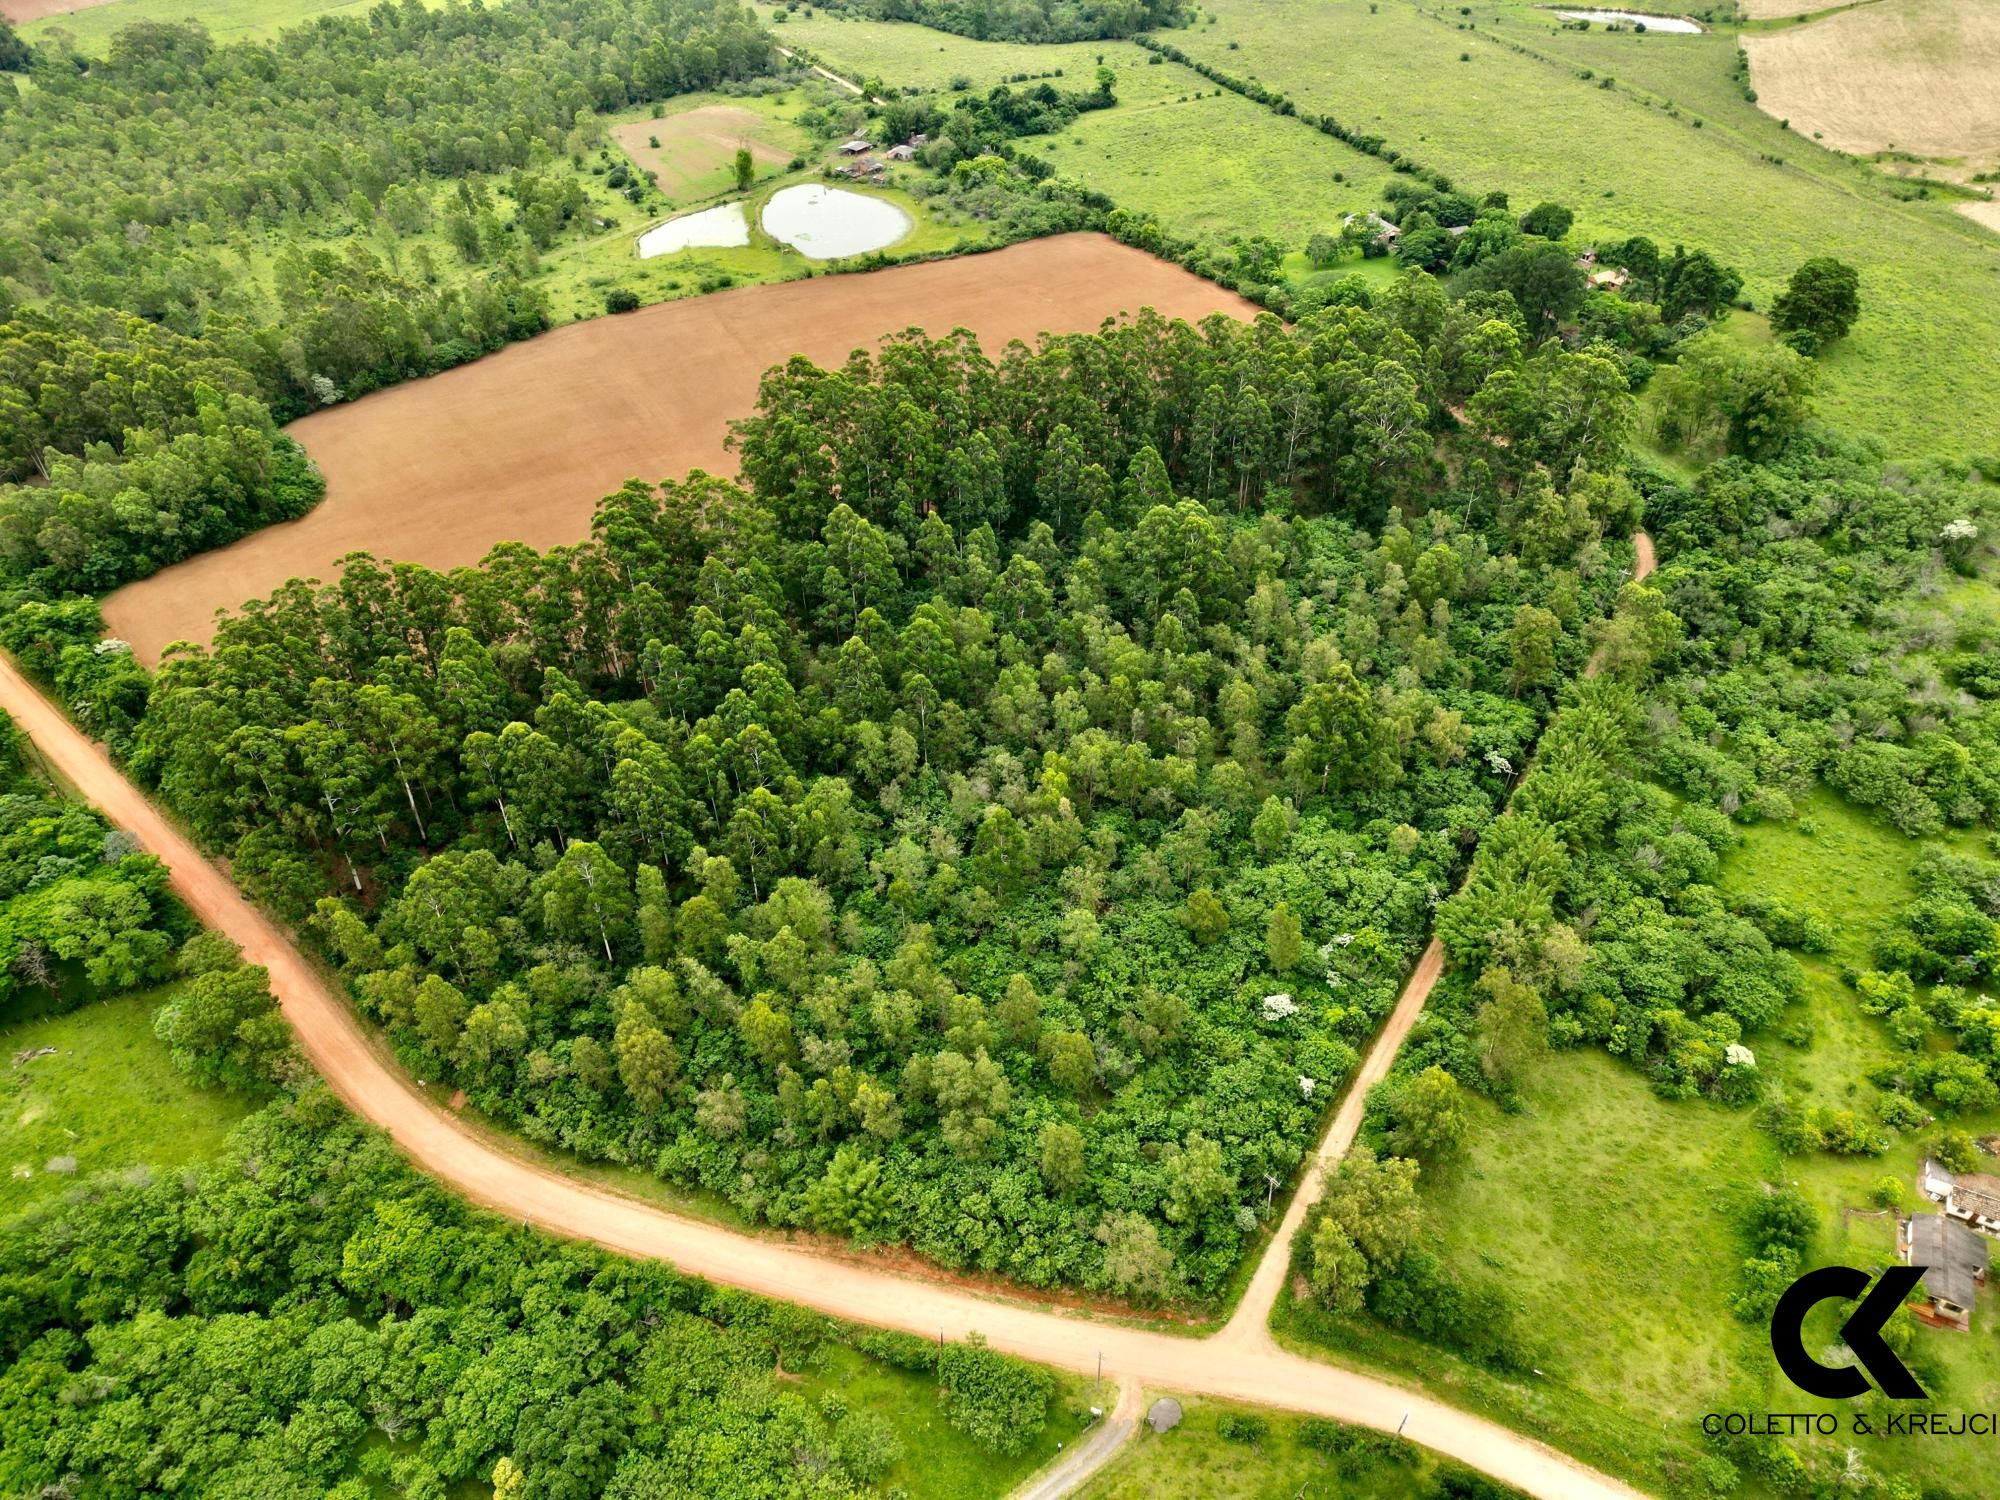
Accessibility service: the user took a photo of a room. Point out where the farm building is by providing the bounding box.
[1920,1158,2000,1233]
[1589,268,1630,291]
[839,139,871,154]
[886,144,917,161]
[1905,1212,1988,1330]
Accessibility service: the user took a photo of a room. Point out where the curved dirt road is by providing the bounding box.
[0,533,1659,1500]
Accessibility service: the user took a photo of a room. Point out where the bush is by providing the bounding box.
[937,1335,1051,1455]
[606,287,642,313]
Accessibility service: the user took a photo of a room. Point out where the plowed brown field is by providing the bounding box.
[102,234,1255,664]
[2,0,118,21]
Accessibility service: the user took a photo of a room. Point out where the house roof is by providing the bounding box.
[1957,1172,2000,1221]
[1911,1213,1988,1310]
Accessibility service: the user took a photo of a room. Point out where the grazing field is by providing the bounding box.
[1280,787,2000,1498]
[16,0,389,46]
[1,989,250,1218]
[101,234,1254,663]
[1741,0,2000,171]
[1020,59,1398,248]
[760,7,1137,90]
[610,97,811,205]
[1169,0,2000,455]
[1078,1397,1472,1500]
[766,12,1402,257]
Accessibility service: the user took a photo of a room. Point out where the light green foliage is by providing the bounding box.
[0,1093,1081,1495]
[0,988,250,1216]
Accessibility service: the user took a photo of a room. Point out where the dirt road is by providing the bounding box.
[101,235,1251,666]
[0,637,1647,1499]
[1010,1380,1142,1500]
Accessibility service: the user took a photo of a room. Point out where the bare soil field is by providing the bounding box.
[1740,0,1848,17]
[1961,198,2000,235]
[611,104,799,203]
[103,235,1255,665]
[2,0,118,21]
[1743,0,2000,168]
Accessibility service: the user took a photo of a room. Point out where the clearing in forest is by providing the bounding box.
[611,100,805,205]
[1743,0,2000,171]
[100,234,1254,666]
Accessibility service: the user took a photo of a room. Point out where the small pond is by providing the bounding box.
[761,185,912,260]
[637,202,750,259]
[1551,9,1704,31]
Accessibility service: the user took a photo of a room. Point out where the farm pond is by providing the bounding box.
[1550,9,1704,31]
[637,202,749,258]
[760,185,912,259]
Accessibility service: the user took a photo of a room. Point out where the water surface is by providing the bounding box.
[638,202,750,258]
[761,185,912,260]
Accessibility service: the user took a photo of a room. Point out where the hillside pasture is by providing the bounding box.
[1276,788,2000,1498]
[17,0,388,46]
[1170,0,2000,455]
[1742,0,2000,171]
[611,96,810,206]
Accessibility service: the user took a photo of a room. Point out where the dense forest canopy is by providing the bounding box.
[0,1090,1061,1498]
[120,296,1646,1299]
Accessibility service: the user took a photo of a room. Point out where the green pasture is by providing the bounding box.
[1,987,250,1219]
[23,0,407,49]
[1276,786,2000,1498]
[1169,0,2000,457]
[804,1347,1093,1500]
[760,6,1139,91]
[1024,62,1398,249]
[1079,1394,1457,1499]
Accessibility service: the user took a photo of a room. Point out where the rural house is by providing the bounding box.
[886,143,917,161]
[1920,1157,2000,1233]
[1905,1212,1988,1330]
[839,138,871,154]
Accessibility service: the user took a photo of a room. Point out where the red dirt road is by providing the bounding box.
[0,649,1645,1499]
[102,234,1256,665]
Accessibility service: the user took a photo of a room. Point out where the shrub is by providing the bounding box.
[937,1335,1051,1455]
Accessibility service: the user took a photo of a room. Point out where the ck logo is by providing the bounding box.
[1770,1266,1927,1399]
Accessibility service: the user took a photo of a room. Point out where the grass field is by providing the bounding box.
[609,94,813,207]
[1276,787,2000,1497]
[805,1346,1092,1500]
[765,13,1404,258]
[1162,0,2000,457]
[1,988,251,1219]
[17,0,397,47]
[1078,1396,1461,1500]
[762,7,1133,91]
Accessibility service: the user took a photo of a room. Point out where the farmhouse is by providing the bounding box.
[1589,268,1630,291]
[839,139,871,154]
[886,144,917,162]
[1920,1157,2000,1233]
[1905,1212,1988,1331]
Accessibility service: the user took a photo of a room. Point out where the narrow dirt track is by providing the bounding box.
[1010,1379,1143,1500]
[102,235,1253,666]
[0,539,1657,1500]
